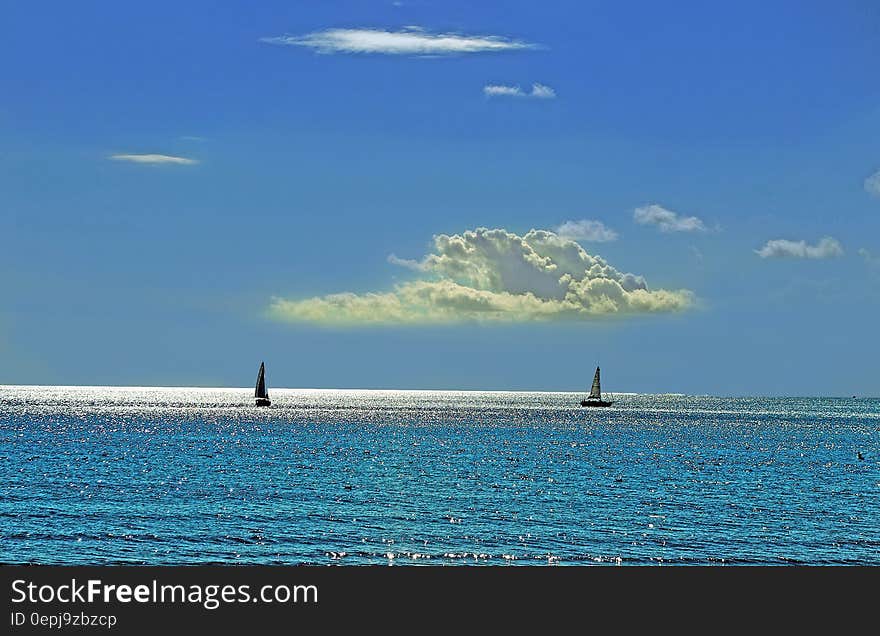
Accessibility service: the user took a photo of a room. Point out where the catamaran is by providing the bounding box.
[580,366,613,407]
[255,361,271,407]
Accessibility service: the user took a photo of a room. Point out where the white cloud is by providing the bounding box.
[483,84,524,97]
[261,27,537,56]
[865,170,880,197]
[483,82,556,99]
[858,248,879,265]
[269,227,692,325]
[755,237,844,259]
[109,154,198,165]
[634,204,706,233]
[530,83,556,99]
[386,253,427,271]
[554,219,618,242]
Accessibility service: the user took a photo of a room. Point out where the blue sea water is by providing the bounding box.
[1,386,878,565]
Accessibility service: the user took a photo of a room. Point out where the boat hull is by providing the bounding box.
[580,400,613,407]
[255,398,271,407]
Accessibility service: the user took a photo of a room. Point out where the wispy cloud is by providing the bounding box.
[634,204,706,233]
[755,237,844,259]
[865,170,880,197]
[109,154,198,165]
[261,27,538,56]
[484,83,556,99]
[269,227,692,325]
[858,248,880,265]
[554,219,618,242]
[386,253,427,271]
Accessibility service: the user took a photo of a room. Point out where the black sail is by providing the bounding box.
[255,362,269,399]
[589,367,601,399]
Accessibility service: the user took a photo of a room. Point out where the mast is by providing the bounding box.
[588,366,601,400]
[255,362,268,399]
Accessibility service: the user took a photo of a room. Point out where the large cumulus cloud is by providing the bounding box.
[269,228,693,325]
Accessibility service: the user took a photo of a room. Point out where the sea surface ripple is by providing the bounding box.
[1,386,878,565]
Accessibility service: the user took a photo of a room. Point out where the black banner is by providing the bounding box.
[2,566,876,634]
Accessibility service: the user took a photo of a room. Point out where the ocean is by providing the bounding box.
[1,386,878,565]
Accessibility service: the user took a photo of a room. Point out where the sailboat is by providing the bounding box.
[580,366,613,407]
[255,361,271,407]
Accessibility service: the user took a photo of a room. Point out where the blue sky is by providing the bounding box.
[2,0,879,395]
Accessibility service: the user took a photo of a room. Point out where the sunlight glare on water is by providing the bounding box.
[1,386,878,565]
